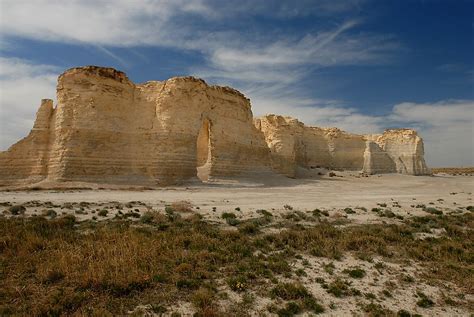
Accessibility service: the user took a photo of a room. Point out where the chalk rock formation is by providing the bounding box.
[0,66,271,186]
[362,141,397,174]
[255,115,430,177]
[364,129,430,175]
[255,115,366,177]
[0,66,430,187]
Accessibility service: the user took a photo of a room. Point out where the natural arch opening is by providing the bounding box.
[196,119,211,181]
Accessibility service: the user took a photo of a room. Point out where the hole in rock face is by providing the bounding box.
[196,119,211,181]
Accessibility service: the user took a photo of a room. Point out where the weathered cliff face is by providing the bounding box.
[365,129,430,175]
[255,115,430,177]
[362,141,397,175]
[0,66,430,187]
[0,66,271,186]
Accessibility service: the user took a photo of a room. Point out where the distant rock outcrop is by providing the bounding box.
[364,129,430,175]
[255,115,430,177]
[0,66,430,187]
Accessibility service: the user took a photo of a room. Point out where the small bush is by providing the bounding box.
[140,212,154,224]
[423,207,442,215]
[382,289,392,297]
[344,208,356,214]
[238,222,259,234]
[226,218,240,226]
[416,292,434,308]
[397,310,412,317]
[303,297,325,314]
[221,212,240,225]
[379,210,396,218]
[191,288,215,310]
[327,279,351,298]
[277,302,301,316]
[228,275,247,292]
[343,267,366,279]
[312,209,329,217]
[124,212,141,219]
[176,279,199,290]
[98,209,108,217]
[323,262,335,275]
[221,212,236,220]
[271,283,311,300]
[257,209,273,217]
[8,205,26,215]
[362,303,393,316]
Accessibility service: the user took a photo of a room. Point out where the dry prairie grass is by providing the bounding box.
[0,211,472,315]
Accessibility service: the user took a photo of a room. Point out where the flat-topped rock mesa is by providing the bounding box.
[0,66,430,187]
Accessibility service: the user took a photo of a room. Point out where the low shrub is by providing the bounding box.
[344,208,356,214]
[8,205,26,215]
[423,207,442,215]
[343,267,366,279]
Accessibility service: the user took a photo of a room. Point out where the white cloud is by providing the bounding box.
[389,100,474,167]
[192,20,398,86]
[0,0,207,46]
[0,57,59,150]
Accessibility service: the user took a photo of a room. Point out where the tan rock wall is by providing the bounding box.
[0,66,430,187]
[255,115,429,176]
[362,141,397,174]
[0,66,271,186]
[255,115,366,176]
[371,129,430,175]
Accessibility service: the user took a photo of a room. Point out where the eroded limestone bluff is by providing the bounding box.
[255,115,430,178]
[0,66,430,187]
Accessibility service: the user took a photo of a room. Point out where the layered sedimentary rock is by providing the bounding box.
[364,130,430,175]
[254,115,366,177]
[0,66,430,187]
[0,66,271,186]
[362,141,397,175]
[255,115,430,177]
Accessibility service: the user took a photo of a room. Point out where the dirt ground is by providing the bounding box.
[1,173,473,316]
[1,173,472,218]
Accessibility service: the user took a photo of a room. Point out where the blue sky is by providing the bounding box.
[0,0,473,166]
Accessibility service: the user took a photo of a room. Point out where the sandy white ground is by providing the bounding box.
[1,173,472,216]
